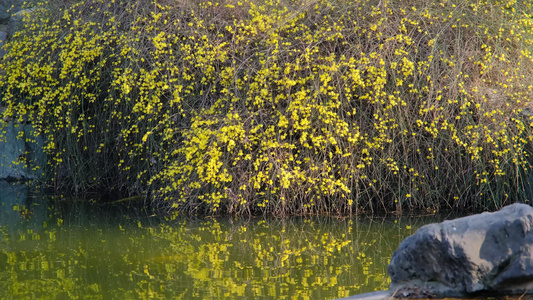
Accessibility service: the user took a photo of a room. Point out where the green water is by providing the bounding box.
[0,187,445,299]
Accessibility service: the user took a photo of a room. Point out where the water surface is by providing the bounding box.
[0,184,445,299]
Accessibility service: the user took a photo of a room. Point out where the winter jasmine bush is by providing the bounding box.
[2,0,533,215]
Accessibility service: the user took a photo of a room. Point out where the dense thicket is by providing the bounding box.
[2,0,533,215]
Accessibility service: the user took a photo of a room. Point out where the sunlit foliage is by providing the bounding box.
[2,0,533,214]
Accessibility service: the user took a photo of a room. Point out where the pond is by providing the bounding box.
[0,183,449,299]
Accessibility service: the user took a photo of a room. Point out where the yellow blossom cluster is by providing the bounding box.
[1,0,533,214]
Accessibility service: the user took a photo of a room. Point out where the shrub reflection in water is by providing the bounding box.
[0,196,428,299]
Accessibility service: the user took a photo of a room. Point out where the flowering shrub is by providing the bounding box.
[2,0,533,215]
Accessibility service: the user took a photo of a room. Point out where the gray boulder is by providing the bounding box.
[388,203,533,298]
[0,122,45,181]
[0,29,5,58]
[0,6,7,23]
[7,8,37,38]
[0,0,24,23]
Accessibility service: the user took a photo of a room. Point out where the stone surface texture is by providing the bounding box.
[0,29,6,58]
[0,123,45,181]
[0,0,24,23]
[7,8,38,38]
[388,203,533,298]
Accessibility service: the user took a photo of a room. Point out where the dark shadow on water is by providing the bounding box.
[0,182,47,232]
[0,183,163,238]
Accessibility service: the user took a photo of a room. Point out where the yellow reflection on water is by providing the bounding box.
[0,205,432,299]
